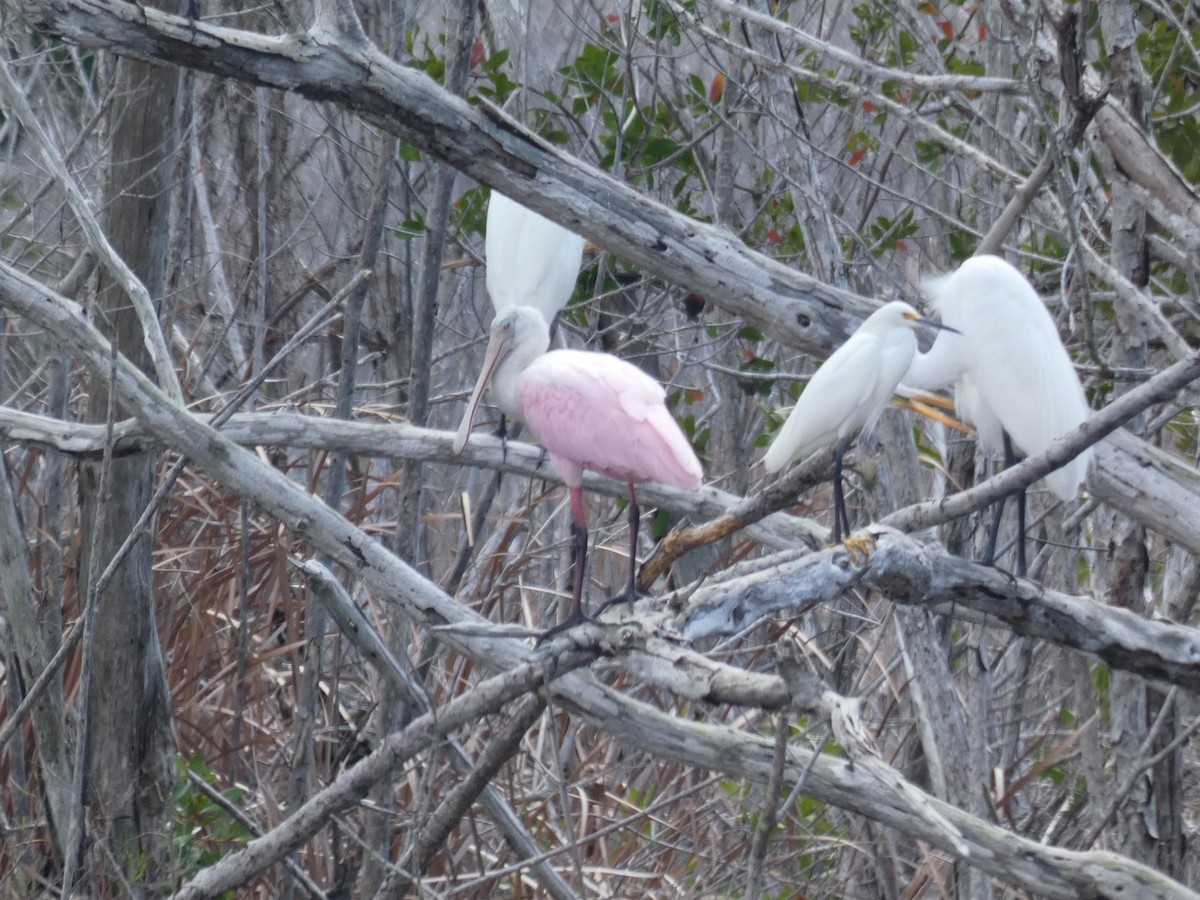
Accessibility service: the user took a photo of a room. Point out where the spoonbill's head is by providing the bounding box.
[453,306,551,455]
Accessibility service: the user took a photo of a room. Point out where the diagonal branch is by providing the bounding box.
[668,529,1200,690]
[0,43,181,400]
[882,350,1200,533]
[25,0,876,357]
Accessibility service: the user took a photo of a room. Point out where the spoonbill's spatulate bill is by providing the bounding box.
[454,306,703,630]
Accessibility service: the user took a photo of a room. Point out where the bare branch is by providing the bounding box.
[0,40,181,400]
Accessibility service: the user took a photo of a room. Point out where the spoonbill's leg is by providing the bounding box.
[567,485,590,621]
[539,484,590,642]
[596,482,642,616]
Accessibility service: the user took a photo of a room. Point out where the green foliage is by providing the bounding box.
[172,754,252,885]
[850,2,896,49]
[452,184,489,237]
[1137,19,1200,181]
[755,397,792,448]
[947,230,976,262]
[913,422,946,467]
[644,0,691,44]
[650,507,672,540]
[737,325,777,398]
[406,28,447,82]
[677,408,711,457]
[1092,663,1112,726]
[865,209,919,256]
[1163,408,1198,458]
[395,211,426,239]
[750,193,807,259]
[915,138,948,166]
[471,48,521,106]
[562,42,625,113]
[600,99,696,183]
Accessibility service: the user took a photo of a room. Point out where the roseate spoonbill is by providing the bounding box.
[453,306,703,629]
[902,255,1092,572]
[762,301,957,542]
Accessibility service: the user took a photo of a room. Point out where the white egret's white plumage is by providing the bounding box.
[763,300,955,541]
[485,191,586,322]
[903,255,1091,500]
[763,301,944,473]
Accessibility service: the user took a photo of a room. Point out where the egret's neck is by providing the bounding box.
[903,332,963,392]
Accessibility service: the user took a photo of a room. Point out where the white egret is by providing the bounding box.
[902,255,1092,571]
[763,301,957,542]
[485,190,586,322]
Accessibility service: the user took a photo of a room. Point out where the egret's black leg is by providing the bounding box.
[981,496,1006,567]
[1006,433,1027,576]
[981,432,1027,575]
[832,438,850,543]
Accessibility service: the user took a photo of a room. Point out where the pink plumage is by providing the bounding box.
[517,348,703,491]
[453,306,703,629]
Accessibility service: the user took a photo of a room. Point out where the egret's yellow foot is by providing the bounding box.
[893,395,975,434]
[841,532,876,566]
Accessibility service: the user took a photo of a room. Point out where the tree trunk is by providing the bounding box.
[76,45,179,890]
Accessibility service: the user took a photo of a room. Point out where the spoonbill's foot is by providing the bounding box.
[593,587,640,619]
[840,532,876,566]
[535,607,591,645]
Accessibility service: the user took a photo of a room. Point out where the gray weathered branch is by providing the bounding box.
[674,529,1200,690]
[25,0,875,357]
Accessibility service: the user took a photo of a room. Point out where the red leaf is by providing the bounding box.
[936,20,954,40]
[767,229,782,244]
[710,72,726,103]
[849,149,867,166]
[470,40,485,69]
[862,100,875,112]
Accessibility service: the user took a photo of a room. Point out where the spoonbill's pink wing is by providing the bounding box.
[516,349,703,491]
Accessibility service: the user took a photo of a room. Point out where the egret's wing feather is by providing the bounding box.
[486,193,586,319]
[762,336,883,472]
[930,256,1090,498]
